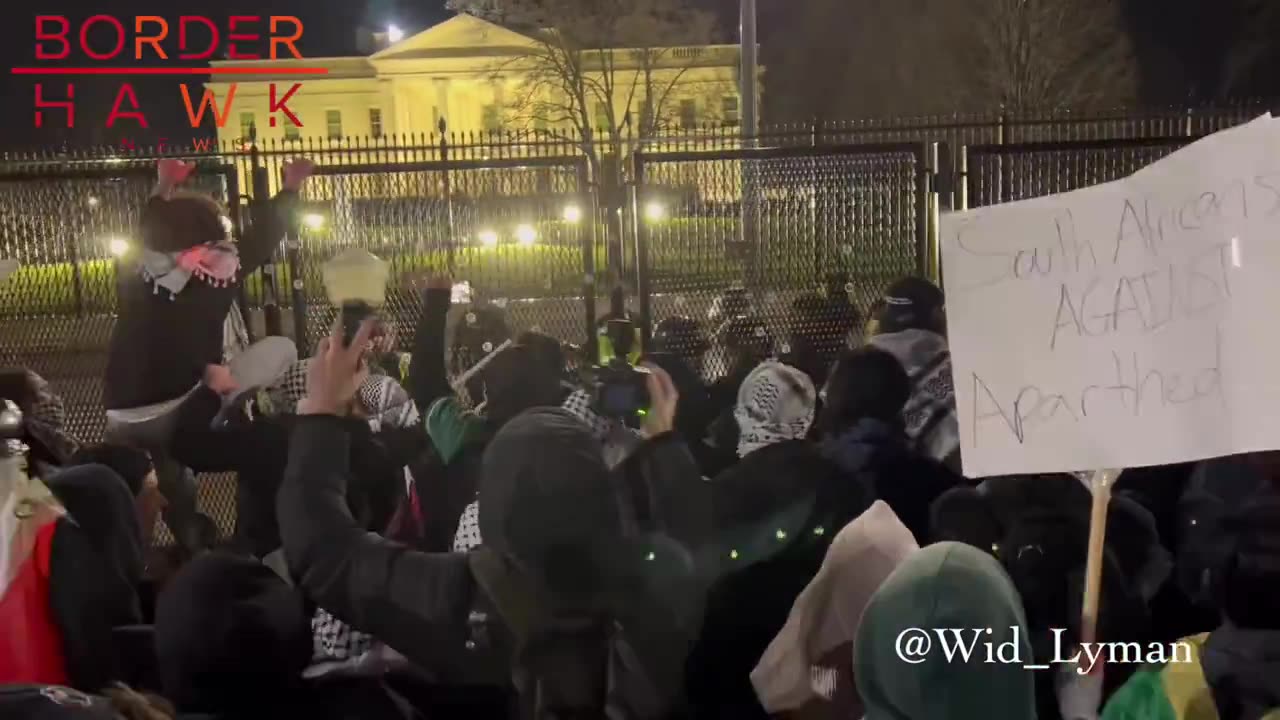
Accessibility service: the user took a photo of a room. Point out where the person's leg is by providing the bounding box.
[103,417,202,554]
[152,455,201,553]
[170,384,290,557]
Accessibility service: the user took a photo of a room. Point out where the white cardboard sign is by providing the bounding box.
[941,119,1280,477]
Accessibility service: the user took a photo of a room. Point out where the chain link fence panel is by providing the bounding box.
[294,158,597,367]
[633,145,926,379]
[0,164,242,548]
[963,138,1196,208]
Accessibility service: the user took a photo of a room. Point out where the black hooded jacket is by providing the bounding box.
[28,465,144,692]
[277,409,707,719]
[103,191,296,410]
[683,440,873,719]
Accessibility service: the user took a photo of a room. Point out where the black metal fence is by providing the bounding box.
[0,105,1261,543]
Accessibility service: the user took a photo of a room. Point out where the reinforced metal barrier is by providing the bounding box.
[0,160,244,541]
[959,136,1199,209]
[0,116,1254,546]
[290,155,599,354]
[631,143,932,374]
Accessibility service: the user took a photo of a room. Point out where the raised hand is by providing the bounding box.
[405,270,454,292]
[640,361,679,439]
[299,317,375,416]
[282,158,317,192]
[157,159,195,186]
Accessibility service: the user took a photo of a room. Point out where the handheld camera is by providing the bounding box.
[591,317,651,420]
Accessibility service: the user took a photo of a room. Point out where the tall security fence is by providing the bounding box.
[0,105,1262,543]
[632,143,931,373]
[960,136,1198,208]
[292,156,599,353]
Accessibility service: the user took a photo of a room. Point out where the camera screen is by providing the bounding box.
[599,384,641,415]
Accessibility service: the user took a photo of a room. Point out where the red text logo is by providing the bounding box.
[14,15,326,132]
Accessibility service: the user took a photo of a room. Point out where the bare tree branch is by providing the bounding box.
[770,0,1138,120]
[451,0,721,174]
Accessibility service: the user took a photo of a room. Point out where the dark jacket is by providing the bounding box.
[820,418,960,543]
[405,286,494,551]
[46,464,144,627]
[103,191,296,410]
[684,440,873,719]
[642,352,723,477]
[47,466,142,691]
[277,415,479,677]
[278,412,707,719]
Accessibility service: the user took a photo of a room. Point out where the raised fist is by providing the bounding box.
[157,159,195,186]
[282,158,317,192]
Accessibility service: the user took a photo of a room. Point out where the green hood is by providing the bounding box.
[425,396,488,464]
[855,542,1037,720]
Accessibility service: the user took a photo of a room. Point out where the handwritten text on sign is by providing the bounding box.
[941,125,1280,477]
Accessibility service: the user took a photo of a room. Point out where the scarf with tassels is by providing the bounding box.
[140,241,240,298]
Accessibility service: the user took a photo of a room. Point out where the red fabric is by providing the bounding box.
[384,481,425,547]
[0,519,69,686]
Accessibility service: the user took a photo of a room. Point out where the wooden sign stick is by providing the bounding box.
[1080,468,1123,647]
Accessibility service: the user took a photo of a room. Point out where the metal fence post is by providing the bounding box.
[958,145,970,212]
[439,118,457,275]
[915,142,933,279]
[926,141,941,283]
[578,159,599,362]
[630,152,653,349]
[248,141,278,338]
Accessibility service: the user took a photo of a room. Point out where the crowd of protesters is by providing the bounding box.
[0,159,1277,720]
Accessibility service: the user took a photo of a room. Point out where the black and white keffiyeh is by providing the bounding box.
[357,375,419,432]
[312,608,374,662]
[262,359,310,416]
[452,501,482,552]
[733,360,816,458]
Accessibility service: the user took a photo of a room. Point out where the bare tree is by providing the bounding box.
[448,0,718,176]
[1220,0,1280,97]
[769,0,1139,120]
[951,0,1139,111]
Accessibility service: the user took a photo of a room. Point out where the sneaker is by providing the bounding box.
[210,387,273,430]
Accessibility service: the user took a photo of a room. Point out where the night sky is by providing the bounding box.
[0,0,1266,151]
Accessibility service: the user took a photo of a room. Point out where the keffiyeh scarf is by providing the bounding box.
[141,241,240,298]
[561,389,642,468]
[734,360,816,458]
[357,375,420,432]
[868,329,960,466]
[20,373,78,466]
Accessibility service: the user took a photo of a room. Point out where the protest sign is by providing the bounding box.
[941,119,1280,478]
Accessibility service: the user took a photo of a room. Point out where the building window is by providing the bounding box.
[594,102,610,130]
[239,112,256,141]
[482,104,502,132]
[679,99,698,130]
[284,121,301,142]
[432,106,442,131]
[722,95,740,127]
[326,110,344,140]
[369,108,384,139]
[533,116,548,132]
